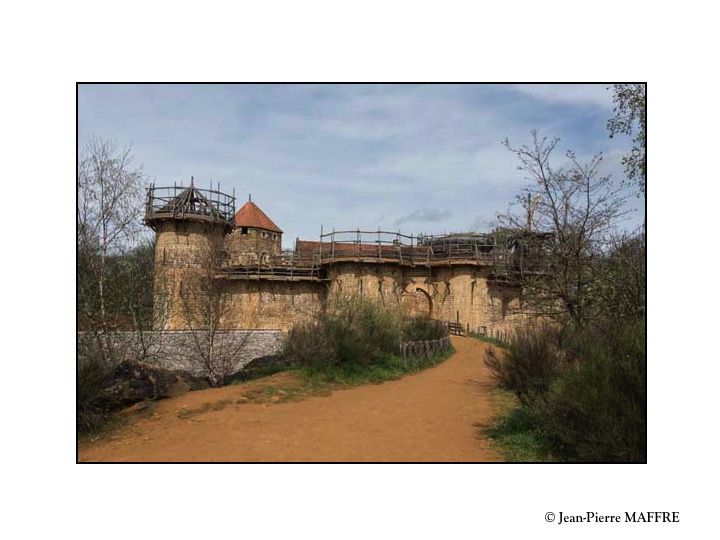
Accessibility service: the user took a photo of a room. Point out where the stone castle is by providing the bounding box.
[145,183,542,335]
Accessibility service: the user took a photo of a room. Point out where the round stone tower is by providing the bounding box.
[144,181,236,329]
[225,195,283,265]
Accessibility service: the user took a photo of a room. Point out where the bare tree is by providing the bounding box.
[77,138,148,370]
[176,236,254,386]
[78,137,145,330]
[500,131,628,326]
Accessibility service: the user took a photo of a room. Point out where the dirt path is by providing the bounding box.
[79,336,502,462]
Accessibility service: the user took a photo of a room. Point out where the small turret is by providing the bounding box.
[226,195,283,265]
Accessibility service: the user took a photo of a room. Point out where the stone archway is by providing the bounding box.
[402,287,433,318]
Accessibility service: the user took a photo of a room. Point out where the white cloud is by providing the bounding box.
[512,84,613,109]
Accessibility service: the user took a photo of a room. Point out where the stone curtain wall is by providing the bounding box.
[152,222,529,336]
[326,263,406,308]
[86,330,285,376]
[410,267,527,334]
[323,262,527,335]
[221,279,326,331]
[153,263,527,337]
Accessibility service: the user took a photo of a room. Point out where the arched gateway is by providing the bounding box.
[402,288,433,318]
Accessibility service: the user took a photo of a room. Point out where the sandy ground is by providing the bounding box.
[78,336,502,462]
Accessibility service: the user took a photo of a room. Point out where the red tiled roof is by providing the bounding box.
[234,201,283,233]
[296,239,425,257]
[295,240,323,253]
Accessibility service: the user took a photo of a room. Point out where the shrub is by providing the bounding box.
[402,317,449,342]
[536,320,646,462]
[77,338,119,435]
[486,319,646,462]
[282,297,402,370]
[484,323,571,406]
[282,320,340,370]
[281,298,448,378]
[331,299,401,366]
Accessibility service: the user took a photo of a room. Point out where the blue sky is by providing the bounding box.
[78,84,643,248]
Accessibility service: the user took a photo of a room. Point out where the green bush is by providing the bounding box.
[282,297,402,370]
[484,319,646,462]
[282,320,339,370]
[536,320,646,462]
[402,317,449,342]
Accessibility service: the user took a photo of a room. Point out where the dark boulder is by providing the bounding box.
[100,361,204,408]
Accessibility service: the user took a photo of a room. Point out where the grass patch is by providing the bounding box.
[176,348,455,420]
[238,383,321,403]
[177,399,234,419]
[485,390,555,462]
[302,355,406,386]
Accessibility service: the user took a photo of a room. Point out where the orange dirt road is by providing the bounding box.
[79,336,503,462]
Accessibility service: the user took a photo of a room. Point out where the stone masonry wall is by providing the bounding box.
[325,263,406,309]
[154,219,225,268]
[323,262,526,335]
[86,330,285,377]
[220,279,326,331]
[153,219,227,330]
[225,227,281,266]
[409,266,526,335]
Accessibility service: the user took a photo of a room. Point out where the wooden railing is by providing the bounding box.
[468,326,513,346]
[215,229,549,281]
[399,335,452,367]
[221,251,323,280]
[446,322,464,336]
[309,229,546,271]
[145,184,236,224]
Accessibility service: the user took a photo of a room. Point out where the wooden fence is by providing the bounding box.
[434,321,514,345]
[469,326,513,346]
[399,335,452,367]
[446,322,464,336]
